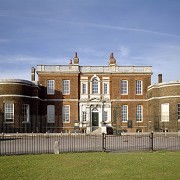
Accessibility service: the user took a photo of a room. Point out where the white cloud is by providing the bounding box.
[0,55,70,65]
[64,21,180,39]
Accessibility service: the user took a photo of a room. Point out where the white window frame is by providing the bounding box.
[121,105,128,122]
[103,111,108,122]
[82,111,86,122]
[62,105,70,123]
[136,105,143,122]
[161,103,169,122]
[47,80,55,95]
[121,80,128,95]
[82,83,87,94]
[136,80,143,95]
[92,78,98,94]
[103,82,109,94]
[4,103,14,123]
[63,80,70,95]
[90,75,100,95]
[22,104,30,123]
[47,105,55,123]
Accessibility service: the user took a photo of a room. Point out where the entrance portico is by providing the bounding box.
[79,100,111,133]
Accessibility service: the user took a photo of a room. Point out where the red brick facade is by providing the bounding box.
[36,53,152,133]
[7,53,180,133]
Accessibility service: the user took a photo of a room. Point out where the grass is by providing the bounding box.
[0,151,180,180]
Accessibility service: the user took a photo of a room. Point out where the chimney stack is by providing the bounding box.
[158,74,162,83]
[69,59,73,65]
[31,67,36,81]
[73,52,79,65]
[108,52,116,66]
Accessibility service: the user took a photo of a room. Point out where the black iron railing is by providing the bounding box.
[0,132,180,156]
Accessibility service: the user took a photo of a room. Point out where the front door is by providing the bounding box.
[92,112,99,127]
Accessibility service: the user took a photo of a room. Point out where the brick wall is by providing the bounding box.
[0,80,40,133]
[147,82,180,132]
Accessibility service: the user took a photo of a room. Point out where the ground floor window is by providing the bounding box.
[47,105,55,123]
[136,105,143,122]
[103,111,108,122]
[22,104,30,122]
[161,103,169,122]
[121,105,128,122]
[82,111,86,122]
[4,103,14,123]
[177,103,180,120]
[62,105,70,123]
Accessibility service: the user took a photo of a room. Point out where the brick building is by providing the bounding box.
[0,79,40,133]
[36,52,152,133]
[147,74,180,132]
[1,52,179,133]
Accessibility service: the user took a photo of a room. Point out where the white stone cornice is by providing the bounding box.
[148,95,180,101]
[148,80,180,91]
[37,65,152,74]
[46,99,79,102]
[0,94,39,99]
[111,99,148,102]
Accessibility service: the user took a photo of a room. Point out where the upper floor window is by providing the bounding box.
[121,80,128,94]
[161,103,169,122]
[4,103,14,123]
[47,80,54,95]
[82,83,87,94]
[63,80,70,95]
[22,104,30,123]
[92,78,99,94]
[62,105,70,123]
[103,83,109,94]
[177,103,180,120]
[121,105,128,122]
[47,105,55,123]
[90,75,100,95]
[136,105,143,122]
[136,80,143,95]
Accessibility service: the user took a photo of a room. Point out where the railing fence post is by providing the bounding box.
[150,131,154,151]
[102,133,106,152]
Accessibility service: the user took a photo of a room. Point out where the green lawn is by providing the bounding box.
[0,151,180,180]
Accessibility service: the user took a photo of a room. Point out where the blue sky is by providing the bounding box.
[0,0,180,83]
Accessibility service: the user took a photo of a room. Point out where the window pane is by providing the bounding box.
[63,80,70,94]
[136,80,142,94]
[47,80,54,94]
[82,111,86,121]
[161,103,169,122]
[177,104,180,120]
[4,103,14,122]
[47,105,55,123]
[92,78,98,94]
[82,83,86,94]
[136,105,143,122]
[22,104,30,122]
[104,111,108,121]
[104,83,108,94]
[63,106,70,122]
[121,80,128,94]
[121,105,128,122]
